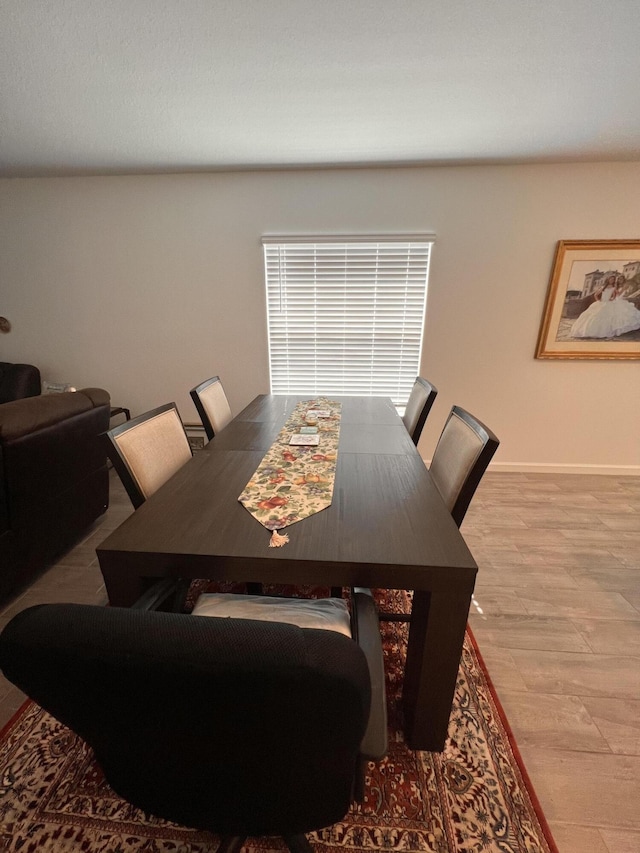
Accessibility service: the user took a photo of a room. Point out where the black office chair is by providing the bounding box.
[402,376,438,445]
[190,375,233,442]
[371,404,499,622]
[0,588,387,853]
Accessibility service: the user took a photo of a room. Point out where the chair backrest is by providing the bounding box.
[190,375,232,441]
[0,603,371,839]
[402,376,438,445]
[429,405,499,527]
[103,403,192,509]
[0,362,41,403]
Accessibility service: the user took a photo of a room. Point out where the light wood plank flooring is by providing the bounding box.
[0,470,638,853]
[464,472,640,853]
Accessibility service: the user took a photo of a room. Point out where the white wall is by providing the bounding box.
[1,162,639,471]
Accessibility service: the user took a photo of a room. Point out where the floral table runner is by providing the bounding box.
[238,398,341,546]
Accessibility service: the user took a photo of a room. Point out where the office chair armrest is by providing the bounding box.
[351,587,388,760]
[130,578,189,612]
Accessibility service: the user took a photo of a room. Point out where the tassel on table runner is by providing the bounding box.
[269,529,290,548]
[238,398,341,547]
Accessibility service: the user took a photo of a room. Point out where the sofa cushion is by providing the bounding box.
[0,388,109,442]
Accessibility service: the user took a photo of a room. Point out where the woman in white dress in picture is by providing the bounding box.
[571,274,640,339]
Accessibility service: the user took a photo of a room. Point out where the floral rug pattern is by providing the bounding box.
[238,398,341,534]
[0,589,557,853]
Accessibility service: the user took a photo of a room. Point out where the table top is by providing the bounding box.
[97,395,477,590]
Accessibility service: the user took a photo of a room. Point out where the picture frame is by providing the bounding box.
[535,239,640,359]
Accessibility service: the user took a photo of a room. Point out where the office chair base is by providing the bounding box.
[377,611,411,623]
[283,835,314,853]
[218,835,312,853]
[218,838,247,853]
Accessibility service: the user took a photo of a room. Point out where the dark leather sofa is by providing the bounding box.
[0,388,111,602]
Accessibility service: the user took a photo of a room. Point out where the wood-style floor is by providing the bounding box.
[0,469,638,853]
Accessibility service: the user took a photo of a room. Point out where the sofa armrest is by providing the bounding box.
[78,388,111,408]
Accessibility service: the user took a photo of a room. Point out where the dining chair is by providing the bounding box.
[104,401,265,597]
[402,376,438,445]
[372,404,499,622]
[428,405,500,527]
[0,585,387,853]
[190,375,233,442]
[102,402,193,510]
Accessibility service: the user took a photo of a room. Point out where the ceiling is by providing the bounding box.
[2,1,640,177]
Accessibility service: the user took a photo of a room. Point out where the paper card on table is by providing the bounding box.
[300,426,318,434]
[306,409,331,418]
[289,434,320,446]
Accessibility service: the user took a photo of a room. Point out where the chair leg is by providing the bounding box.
[283,835,314,853]
[217,836,247,853]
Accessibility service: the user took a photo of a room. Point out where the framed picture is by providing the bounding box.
[536,240,640,359]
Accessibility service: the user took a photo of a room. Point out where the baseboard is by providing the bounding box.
[419,455,640,476]
[490,462,640,476]
[183,422,206,452]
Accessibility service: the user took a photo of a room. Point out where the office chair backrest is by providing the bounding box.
[402,377,438,445]
[0,604,371,839]
[429,405,499,527]
[190,375,233,441]
[103,402,192,509]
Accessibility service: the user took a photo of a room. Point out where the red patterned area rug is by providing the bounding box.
[0,589,558,853]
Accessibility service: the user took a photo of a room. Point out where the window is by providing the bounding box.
[263,236,433,407]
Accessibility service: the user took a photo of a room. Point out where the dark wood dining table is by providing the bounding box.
[96,394,477,752]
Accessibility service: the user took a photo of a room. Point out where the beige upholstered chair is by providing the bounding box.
[190,375,233,442]
[371,404,499,623]
[102,403,192,509]
[429,405,500,527]
[402,376,438,445]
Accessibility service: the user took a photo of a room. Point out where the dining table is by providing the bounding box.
[96,394,478,752]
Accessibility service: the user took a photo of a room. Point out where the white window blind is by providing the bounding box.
[263,236,433,406]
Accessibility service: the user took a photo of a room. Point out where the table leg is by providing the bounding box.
[402,585,473,751]
[98,553,151,606]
